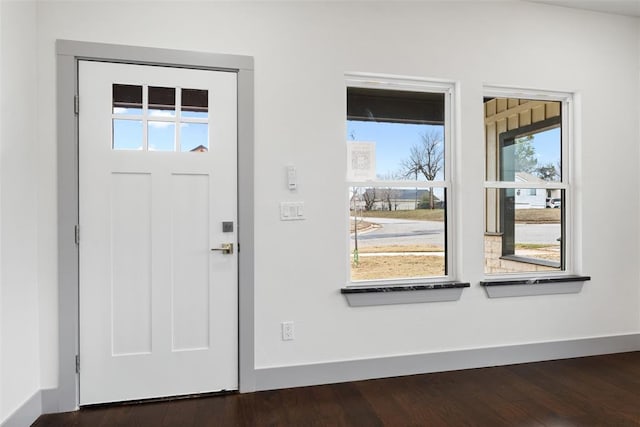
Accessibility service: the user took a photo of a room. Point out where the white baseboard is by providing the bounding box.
[2,391,39,427]
[254,333,640,391]
[1,388,59,427]
[41,388,60,415]
[3,334,638,423]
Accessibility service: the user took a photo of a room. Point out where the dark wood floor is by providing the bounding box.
[34,352,640,426]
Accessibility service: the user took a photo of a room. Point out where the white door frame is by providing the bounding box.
[56,40,255,411]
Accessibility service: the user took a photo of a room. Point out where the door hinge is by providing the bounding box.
[74,95,79,115]
[75,355,80,373]
[74,225,80,245]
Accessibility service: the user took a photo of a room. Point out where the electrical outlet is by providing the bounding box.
[281,321,295,341]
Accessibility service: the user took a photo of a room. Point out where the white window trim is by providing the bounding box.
[483,85,576,279]
[345,73,457,287]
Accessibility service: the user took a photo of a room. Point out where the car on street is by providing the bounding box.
[546,198,561,208]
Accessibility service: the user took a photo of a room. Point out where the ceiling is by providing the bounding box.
[526,1,640,17]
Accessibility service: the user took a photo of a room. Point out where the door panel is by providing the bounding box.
[79,60,238,405]
[111,172,152,356]
[171,173,210,351]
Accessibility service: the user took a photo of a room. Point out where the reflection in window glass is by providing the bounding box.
[350,187,446,281]
[181,123,208,152]
[148,86,175,117]
[112,119,143,150]
[485,188,562,272]
[113,84,142,115]
[148,122,175,151]
[501,126,561,183]
[182,88,208,119]
[484,96,565,275]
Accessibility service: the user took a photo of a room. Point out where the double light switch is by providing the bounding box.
[280,201,305,220]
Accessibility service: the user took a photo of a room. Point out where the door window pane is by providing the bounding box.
[148,122,175,151]
[182,89,208,119]
[113,119,143,150]
[112,85,209,153]
[148,86,176,117]
[180,123,208,152]
[113,84,142,115]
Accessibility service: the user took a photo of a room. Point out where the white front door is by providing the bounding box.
[78,60,238,405]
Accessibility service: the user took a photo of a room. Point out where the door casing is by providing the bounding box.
[56,40,255,411]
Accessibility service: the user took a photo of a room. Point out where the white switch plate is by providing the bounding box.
[280,202,305,221]
[287,166,297,191]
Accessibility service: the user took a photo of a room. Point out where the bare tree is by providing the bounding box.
[362,188,377,211]
[378,187,400,211]
[377,172,402,211]
[401,130,444,209]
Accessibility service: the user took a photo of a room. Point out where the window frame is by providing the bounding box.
[483,86,574,278]
[345,73,456,287]
[112,84,210,152]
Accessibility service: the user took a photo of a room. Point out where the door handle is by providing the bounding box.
[211,243,234,255]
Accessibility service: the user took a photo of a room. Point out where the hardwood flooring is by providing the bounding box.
[33,351,640,426]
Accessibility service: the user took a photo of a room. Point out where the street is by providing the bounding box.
[351,217,561,249]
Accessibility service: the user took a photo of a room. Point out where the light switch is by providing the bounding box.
[280,201,305,221]
[287,166,297,191]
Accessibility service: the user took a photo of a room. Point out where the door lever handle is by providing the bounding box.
[211,243,233,255]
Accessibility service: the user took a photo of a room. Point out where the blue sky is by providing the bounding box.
[347,121,443,180]
[346,121,561,180]
[524,127,561,167]
[113,110,208,152]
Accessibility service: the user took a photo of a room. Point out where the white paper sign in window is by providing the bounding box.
[347,141,376,181]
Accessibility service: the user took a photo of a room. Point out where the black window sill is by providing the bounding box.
[480,275,590,298]
[341,282,470,306]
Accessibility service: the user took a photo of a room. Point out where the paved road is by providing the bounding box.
[351,217,561,249]
[351,217,444,249]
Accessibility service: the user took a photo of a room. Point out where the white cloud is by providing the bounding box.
[148,110,176,129]
[150,110,174,118]
[148,121,175,129]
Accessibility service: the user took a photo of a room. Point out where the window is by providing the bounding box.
[346,75,454,284]
[112,84,209,152]
[484,89,572,275]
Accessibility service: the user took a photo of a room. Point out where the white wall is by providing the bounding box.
[0,0,4,418]
[0,0,41,422]
[30,0,640,400]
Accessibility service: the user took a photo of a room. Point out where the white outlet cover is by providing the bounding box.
[281,321,295,340]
